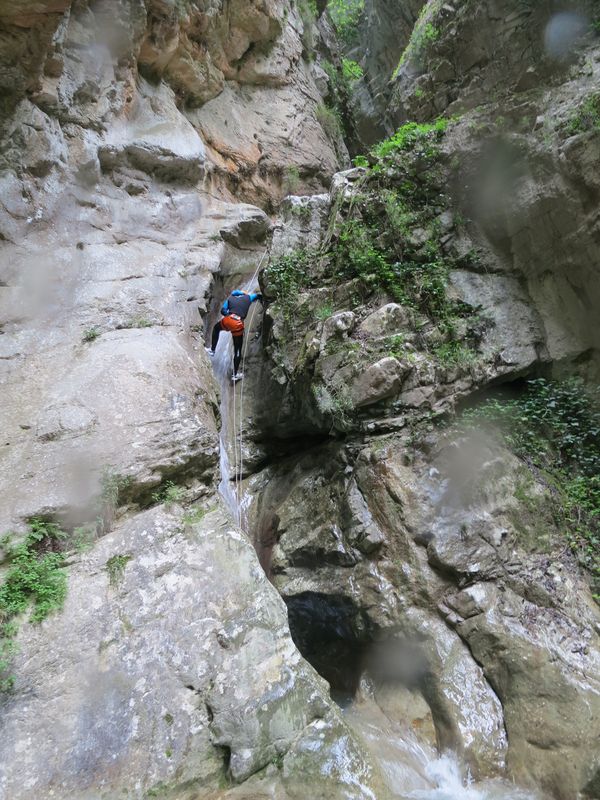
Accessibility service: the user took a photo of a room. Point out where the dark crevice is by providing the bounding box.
[285,592,373,705]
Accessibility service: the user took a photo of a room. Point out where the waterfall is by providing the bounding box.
[212,330,241,525]
[210,272,263,530]
[343,698,538,800]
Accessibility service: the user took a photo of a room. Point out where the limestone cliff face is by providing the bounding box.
[0,0,342,532]
[1,2,600,800]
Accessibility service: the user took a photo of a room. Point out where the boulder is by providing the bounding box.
[352,357,406,408]
[359,303,411,338]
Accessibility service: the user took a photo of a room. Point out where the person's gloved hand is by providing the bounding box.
[256,292,263,302]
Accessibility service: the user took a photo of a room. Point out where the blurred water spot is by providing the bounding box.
[544,12,588,60]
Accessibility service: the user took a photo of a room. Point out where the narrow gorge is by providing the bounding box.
[0,2,599,800]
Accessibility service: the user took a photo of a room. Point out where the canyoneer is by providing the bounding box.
[206,289,262,382]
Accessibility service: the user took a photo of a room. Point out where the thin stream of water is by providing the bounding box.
[211,271,262,527]
[212,331,240,524]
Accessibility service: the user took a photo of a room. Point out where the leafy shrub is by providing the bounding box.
[327,0,365,47]
[264,250,312,304]
[565,94,600,136]
[97,470,131,535]
[373,118,449,159]
[105,554,132,587]
[326,116,471,333]
[341,58,364,82]
[152,481,185,506]
[431,340,476,367]
[0,519,69,691]
[313,383,353,428]
[316,303,334,320]
[83,327,100,343]
[284,165,301,194]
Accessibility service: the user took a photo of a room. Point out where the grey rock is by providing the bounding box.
[352,357,407,408]
[359,303,411,337]
[0,505,378,799]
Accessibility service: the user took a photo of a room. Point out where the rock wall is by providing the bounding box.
[2,1,600,799]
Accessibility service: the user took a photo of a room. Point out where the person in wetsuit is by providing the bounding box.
[206,290,262,380]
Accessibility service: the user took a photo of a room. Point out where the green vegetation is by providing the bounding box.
[341,58,364,83]
[284,165,301,194]
[316,303,334,321]
[372,118,449,159]
[394,0,442,76]
[0,519,68,691]
[97,469,131,535]
[83,327,100,343]
[565,93,600,136]
[105,554,132,587]
[72,524,96,553]
[320,60,356,149]
[289,202,312,223]
[463,378,600,598]
[431,340,477,367]
[328,117,475,352]
[151,481,185,506]
[327,0,365,47]
[269,117,478,370]
[313,383,353,429]
[263,248,315,321]
[123,316,153,329]
[182,506,206,525]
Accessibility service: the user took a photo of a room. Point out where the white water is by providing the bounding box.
[211,269,264,529]
[344,699,539,800]
[212,329,242,524]
[407,756,536,800]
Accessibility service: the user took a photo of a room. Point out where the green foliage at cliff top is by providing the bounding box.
[330,117,471,329]
[373,118,450,159]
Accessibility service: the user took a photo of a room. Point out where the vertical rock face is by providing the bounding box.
[388,0,598,124]
[351,0,426,143]
[0,0,343,529]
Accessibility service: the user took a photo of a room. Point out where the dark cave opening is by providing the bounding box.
[285,591,372,705]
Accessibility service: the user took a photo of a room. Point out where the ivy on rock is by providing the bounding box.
[462,378,600,598]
